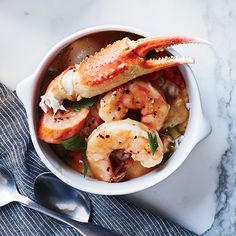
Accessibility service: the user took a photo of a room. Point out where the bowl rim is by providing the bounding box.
[17,25,210,195]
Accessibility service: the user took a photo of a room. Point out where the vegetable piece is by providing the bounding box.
[122,159,154,180]
[161,127,181,140]
[65,97,97,112]
[62,135,89,176]
[147,132,159,155]
[160,134,174,153]
[163,96,188,129]
[65,151,93,177]
[163,146,175,163]
[160,134,175,164]
[168,127,181,140]
[38,108,89,144]
[178,120,188,134]
[164,67,186,89]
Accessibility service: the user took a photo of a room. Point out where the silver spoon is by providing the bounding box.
[34,172,91,223]
[0,166,121,236]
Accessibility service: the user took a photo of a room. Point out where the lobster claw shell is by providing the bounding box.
[40,35,209,114]
[76,36,209,98]
[133,36,209,57]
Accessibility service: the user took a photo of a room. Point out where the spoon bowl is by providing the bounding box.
[0,166,18,206]
[34,172,91,223]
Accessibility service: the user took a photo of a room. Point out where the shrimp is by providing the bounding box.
[40,36,207,114]
[99,80,170,131]
[86,119,163,182]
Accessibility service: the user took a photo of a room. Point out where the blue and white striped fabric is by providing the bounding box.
[0,83,196,236]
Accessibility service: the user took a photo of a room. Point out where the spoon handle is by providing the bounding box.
[17,194,121,236]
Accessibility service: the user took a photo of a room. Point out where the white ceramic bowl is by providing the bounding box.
[16,25,211,195]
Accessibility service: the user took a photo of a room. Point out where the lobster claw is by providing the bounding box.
[77,36,209,96]
[133,36,209,57]
[40,35,209,114]
[130,36,210,69]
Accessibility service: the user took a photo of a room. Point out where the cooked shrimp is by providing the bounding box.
[99,80,170,131]
[40,36,206,114]
[86,119,163,182]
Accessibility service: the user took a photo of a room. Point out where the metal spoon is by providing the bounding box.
[34,172,91,223]
[0,166,121,236]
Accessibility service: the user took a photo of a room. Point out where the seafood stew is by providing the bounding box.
[37,32,195,183]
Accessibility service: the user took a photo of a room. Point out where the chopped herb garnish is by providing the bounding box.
[147,132,159,155]
[65,97,97,112]
[61,135,86,151]
[62,135,89,176]
[81,144,89,177]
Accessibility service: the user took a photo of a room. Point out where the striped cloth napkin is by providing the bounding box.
[0,83,196,236]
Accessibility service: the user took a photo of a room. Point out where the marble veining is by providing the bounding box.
[203,0,236,235]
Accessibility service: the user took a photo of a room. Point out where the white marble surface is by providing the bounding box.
[0,0,234,235]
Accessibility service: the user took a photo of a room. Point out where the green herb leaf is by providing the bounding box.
[66,97,97,112]
[61,135,86,151]
[147,132,159,155]
[81,146,89,177]
[61,135,89,176]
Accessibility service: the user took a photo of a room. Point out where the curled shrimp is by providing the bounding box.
[86,119,163,182]
[99,80,170,131]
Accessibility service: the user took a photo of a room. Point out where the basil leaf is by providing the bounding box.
[147,132,159,155]
[61,135,89,176]
[66,97,97,112]
[61,135,86,151]
[81,147,89,177]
